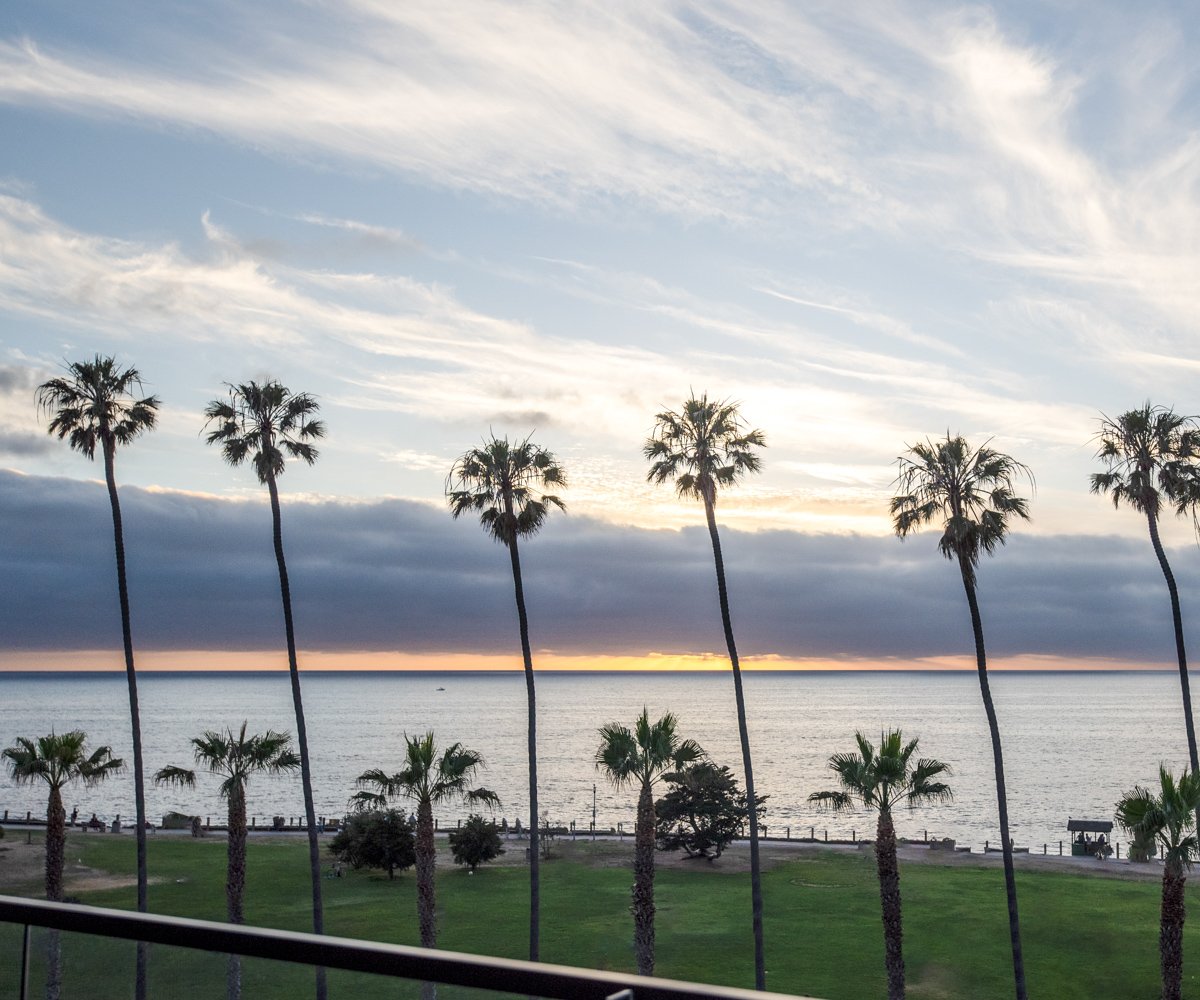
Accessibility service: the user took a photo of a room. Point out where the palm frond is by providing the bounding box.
[446,433,567,546]
[644,393,765,508]
[37,356,159,461]
[203,380,323,485]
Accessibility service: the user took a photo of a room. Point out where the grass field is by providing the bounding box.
[0,831,1194,999]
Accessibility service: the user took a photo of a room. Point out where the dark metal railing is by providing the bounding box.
[0,895,813,1000]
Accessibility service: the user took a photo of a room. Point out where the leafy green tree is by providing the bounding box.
[1092,406,1200,820]
[4,731,123,1000]
[37,355,158,1000]
[1116,766,1200,1000]
[154,724,300,1000]
[447,434,564,962]
[655,761,765,860]
[330,810,416,879]
[204,379,328,1000]
[352,733,500,952]
[892,433,1031,1000]
[644,392,768,989]
[809,731,952,1000]
[449,814,505,871]
[596,709,703,976]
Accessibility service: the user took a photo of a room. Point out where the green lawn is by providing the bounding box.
[1,833,1194,999]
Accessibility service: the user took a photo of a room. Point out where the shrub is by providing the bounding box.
[449,814,505,871]
[330,809,415,879]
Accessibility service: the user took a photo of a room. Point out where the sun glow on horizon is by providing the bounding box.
[0,649,1173,673]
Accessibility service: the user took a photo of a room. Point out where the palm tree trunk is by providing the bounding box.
[45,786,65,1000]
[416,799,438,1000]
[267,473,327,1000]
[227,787,247,1000]
[102,441,149,1000]
[702,495,766,990]
[960,563,1026,1000]
[874,810,905,1000]
[506,530,540,963]
[633,781,656,976]
[1161,860,1186,1000]
[1146,510,1200,831]
[416,800,438,949]
[45,787,65,902]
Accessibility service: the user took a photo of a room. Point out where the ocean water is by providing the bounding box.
[0,670,1190,851]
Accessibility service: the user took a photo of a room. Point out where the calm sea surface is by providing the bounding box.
[0,670,1189,850]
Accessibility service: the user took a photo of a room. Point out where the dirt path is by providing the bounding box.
[0,828,1164,895]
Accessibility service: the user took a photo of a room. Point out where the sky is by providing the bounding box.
[3,0,1200,671]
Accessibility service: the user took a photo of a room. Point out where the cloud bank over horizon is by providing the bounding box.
[3,470,1195,666]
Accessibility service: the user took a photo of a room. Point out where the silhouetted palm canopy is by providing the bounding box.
[810,731,951,1000]
[4,730,123,905]
[5,730,124,1000]
[1116,766,1200,1000]
[204,378,326,1000]
[891,433,1031,1000]
[595,709,703,978]
[155,724,300,800]
[1091,404,1200,519]
[36,355,157,1000]
[204,380,323,481]
[595,710,704,789]
[447,434,566,542]
[809,730,952,816]
[644,392,767,989]
[353,732,499,975]
[1117,766,1200,869]
[4,731,125,797]
[891,435,1031,583]
[351,733,500,813]
[1092,405,1200,813]
[156,725,297,1000]
[644,393,764,506]
[446,432,563,964]
[37,356,159,458]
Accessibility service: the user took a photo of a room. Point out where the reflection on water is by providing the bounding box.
[0,670,1189,850]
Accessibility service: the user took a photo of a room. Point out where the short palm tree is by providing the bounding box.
[1116,766,1200,1000]
[595,709,703,976]
[155,724,300,1000]
[204,379,327,1000]
[1092,406,1200,811]
[644,392,768,989]
[447,433,565,962]
[352,733,500,953]
[892,433,1031,1000]
[37,355,157,1000]
[4,731,124,1000]
[809,731,952,1000]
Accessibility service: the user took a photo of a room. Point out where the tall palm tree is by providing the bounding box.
[1116,766,1200,1000]
[204,379,327,1000]
[352,732,499,991]
[155,724,300,1000]
[595,709,703,976]
[36,355,158,1000]
[447,433,565,962]
[892,433,1031,1000]
[644,392,768,989]
[1092,405,1200,821]
[4,731,124,1000]
[809,730,952,1000]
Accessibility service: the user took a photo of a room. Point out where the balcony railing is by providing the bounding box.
[0,894,814,1000]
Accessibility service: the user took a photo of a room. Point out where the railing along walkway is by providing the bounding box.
[0,895,815,1000]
